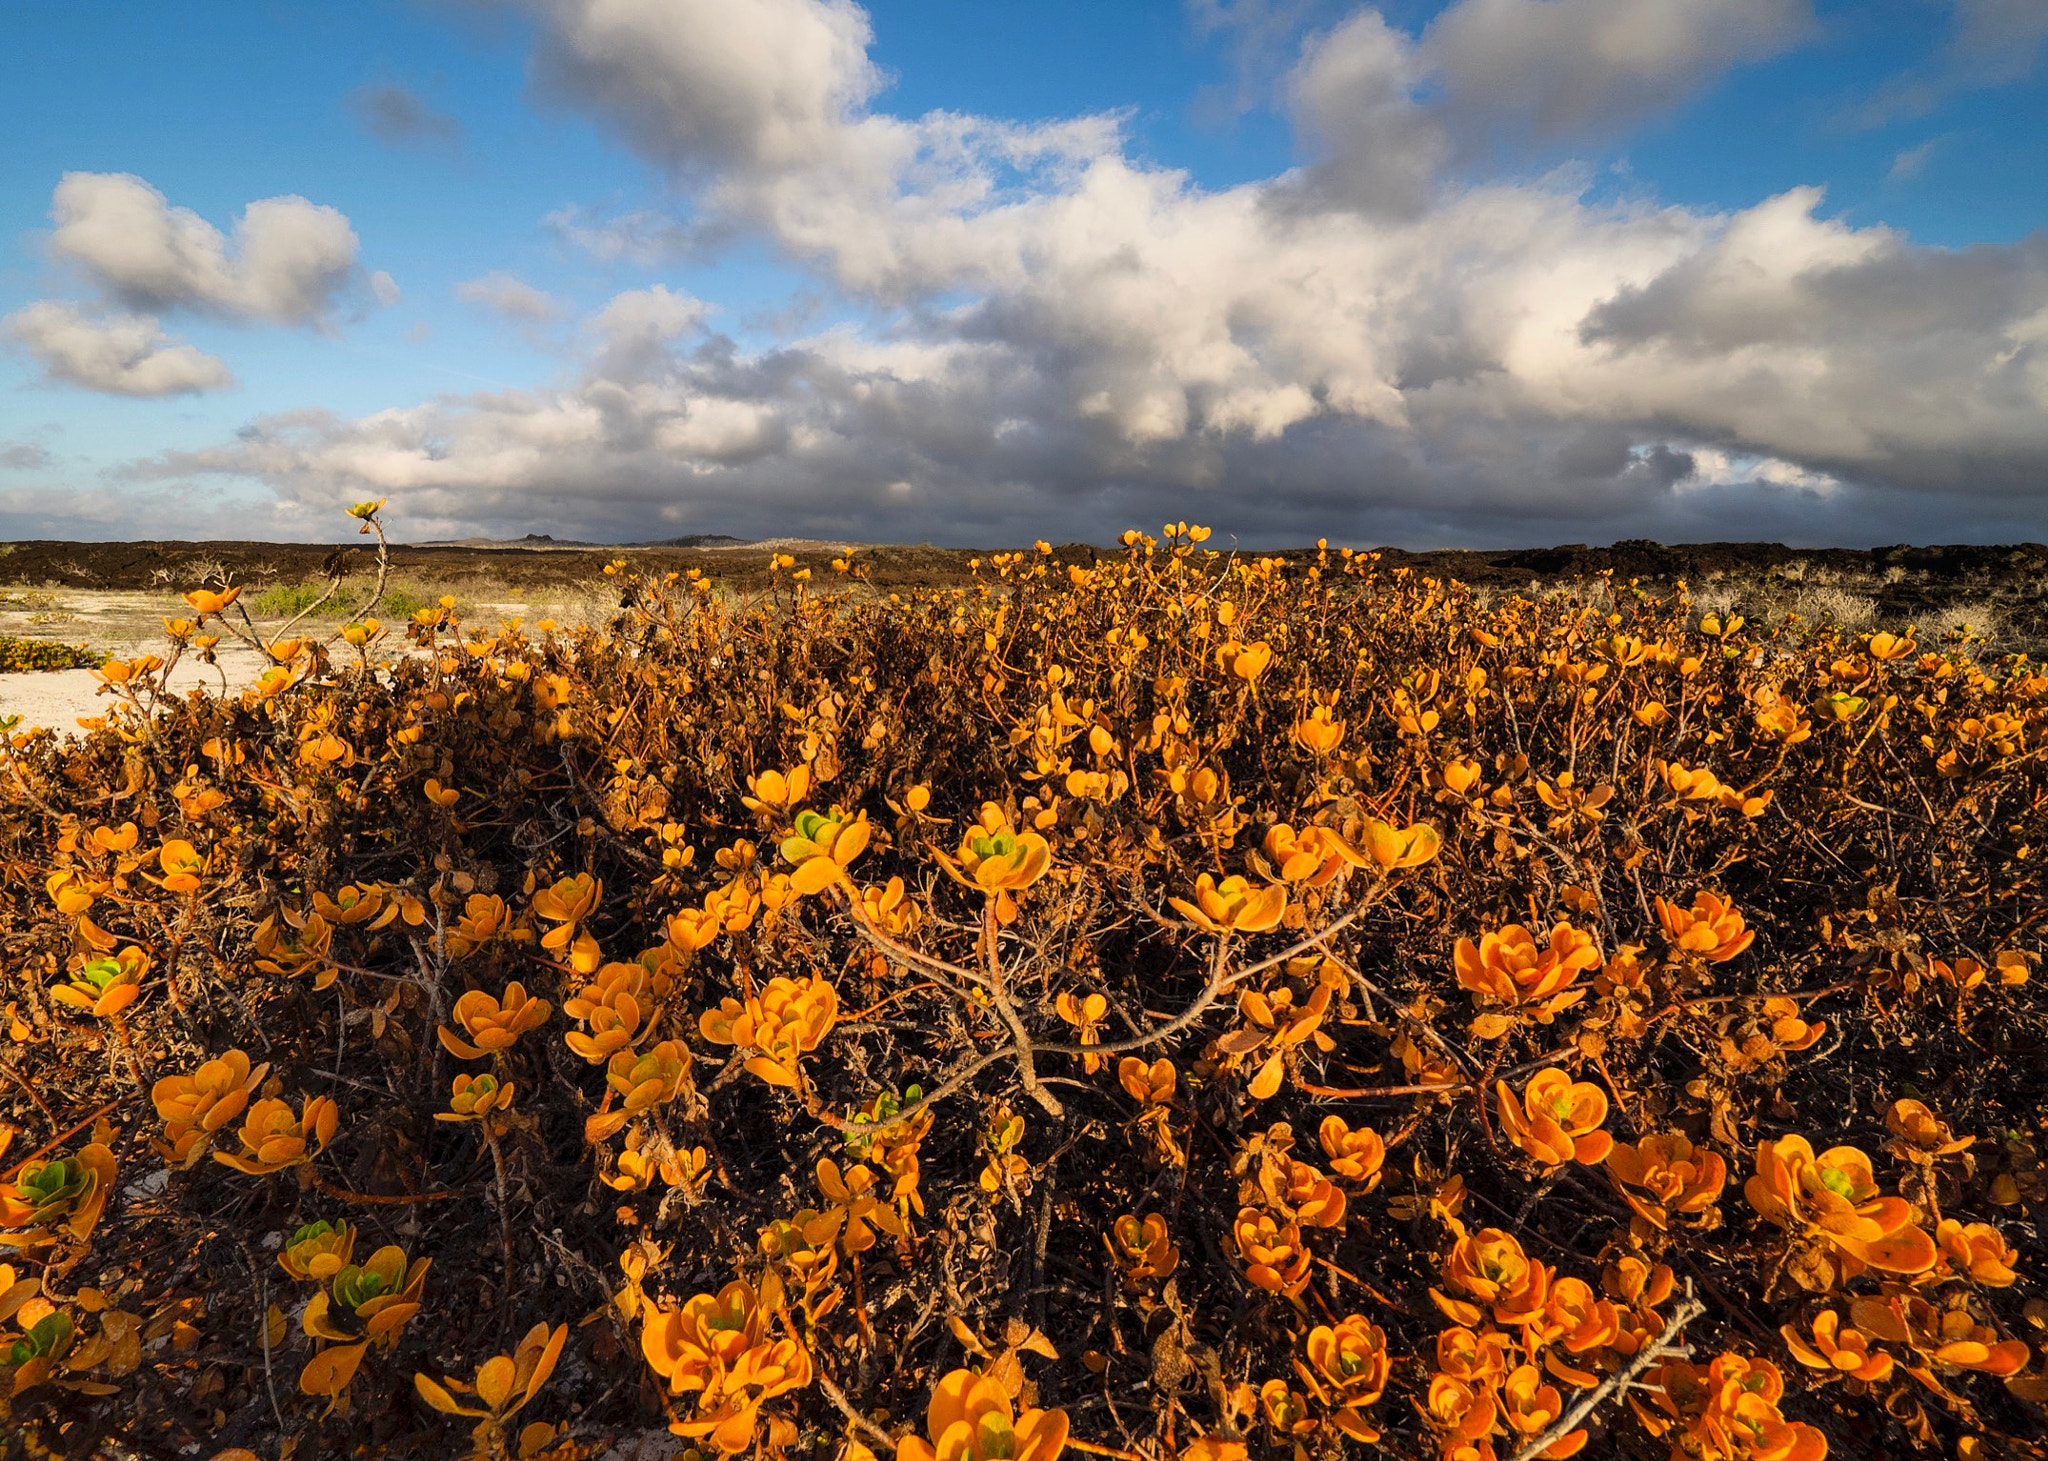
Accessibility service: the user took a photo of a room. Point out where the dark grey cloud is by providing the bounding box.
[348,83,464,150]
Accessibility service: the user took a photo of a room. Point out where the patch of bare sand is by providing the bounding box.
[0,586,604,735]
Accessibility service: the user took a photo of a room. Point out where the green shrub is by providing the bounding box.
[0,635,101,672]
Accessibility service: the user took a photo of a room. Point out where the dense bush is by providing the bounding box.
[0,635,101,673]
[1,509,2043,1461]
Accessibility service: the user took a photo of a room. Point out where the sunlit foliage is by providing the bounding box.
[0,510,2042,1457]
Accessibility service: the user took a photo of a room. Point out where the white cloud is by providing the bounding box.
[457,271,565,322]
[519,0,881,178]
[1420,0,1811,153]
[584,285,711,379]
[134,1,2048,545]
[4,302,235,397]
[48,172,367,326]
[0,442,54,471]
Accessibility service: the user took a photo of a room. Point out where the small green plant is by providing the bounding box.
[251,582,330,617]
[250,578,445,622]
[376,584,437,620]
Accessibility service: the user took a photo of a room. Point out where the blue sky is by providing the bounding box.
[1,0,2044,546]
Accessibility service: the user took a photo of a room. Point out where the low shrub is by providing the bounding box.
[0,510,2042,1460]
[0,634,101,672]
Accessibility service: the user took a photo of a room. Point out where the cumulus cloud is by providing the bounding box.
[4,302,235,397]
[457,271,565,322]
[134,1,2048,545]
[48,172,366,326]
[0,442,54,471]
[1285,10,1446,212]
[348,82,464,150]
[519,0,881,178]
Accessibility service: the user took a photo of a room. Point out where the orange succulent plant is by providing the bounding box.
[1118,1056,1176,1106]
[1930,1218,2018,1287]
[779,805,871,894]
[439,981,553,1059]
[1453,922,1599,1024]
[742,764,811,816]
[51,947,149,1019]
[1434,1227,1551,1329]
[1295,1315,1390,1442]
[939,803,1053,920]
[1232,1208,1313,1297]
[152,1048,269,1164]
[445,893,525,959]
[639,1272,814,1452]
[1631,1353,1826,1461]
[8,503,2047,1450]
[1317,1116,1386,1189]
[1494,1068,1612,1167]
[1106,1213,1180,1285]
[1779,1310,1893,1385]
[1054,991,1108,1072]
[1605,1132,1728,1235]
[1743,1136,1937,1284]
[562,960,660,1063]
[699,975,838,1088]
[1,1144,115,1250]
[299,1244,432,1412]
[1172,874,1287,935]
[808,1158,904,1255]
[532,873,603,966]
[896,1368,1069,1461]
[1357,817,1443,872]
[1654,891,1756,963]
[1846,1292,2030,1381]
[1499,1364,1580,1458]
[415,1321,568,1455]
[213,1095,339,1175]
[859,875,923,937]
[438,1072,516,1124]
[1260,823,1359,886]
[1293,704,1345,754]
[280,1219,358,1282]
[605,1040,693,1113]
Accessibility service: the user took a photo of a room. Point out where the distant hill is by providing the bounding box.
[630,534,753,548]
[417,532,604,549]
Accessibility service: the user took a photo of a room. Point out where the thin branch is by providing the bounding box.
[1507,1286,1706,1461]
[815,1369,897,1450]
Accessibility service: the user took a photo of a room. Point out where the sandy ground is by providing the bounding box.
[0,588,594,734]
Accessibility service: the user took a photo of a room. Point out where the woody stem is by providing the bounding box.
[1507,1288,1706,1461]
[485,1125,514,1343]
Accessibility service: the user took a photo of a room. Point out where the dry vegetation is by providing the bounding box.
[0,506,2044,1461]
